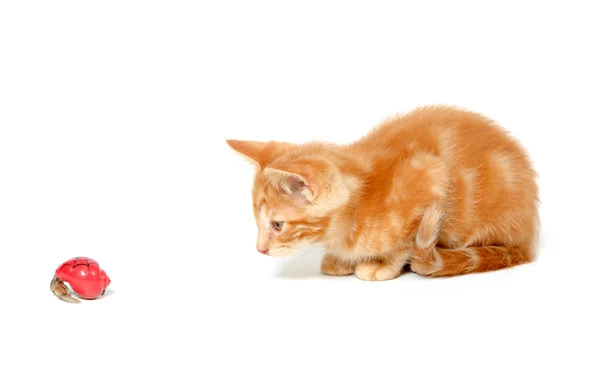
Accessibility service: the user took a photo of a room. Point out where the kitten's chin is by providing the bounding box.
[267,240,316,257]
[268,247,296,257]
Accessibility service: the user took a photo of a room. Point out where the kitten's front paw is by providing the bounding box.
[355,262,401,281]
[321,254,355,276]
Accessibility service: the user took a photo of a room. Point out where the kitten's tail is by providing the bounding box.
[410,244,533,277]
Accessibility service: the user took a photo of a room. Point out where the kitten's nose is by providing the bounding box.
[258,248,269,255]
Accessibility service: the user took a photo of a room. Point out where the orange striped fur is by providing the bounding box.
[227,105,539,280]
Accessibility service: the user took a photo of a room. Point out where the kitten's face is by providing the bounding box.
[251,173,328,257]
[226,139,347,257]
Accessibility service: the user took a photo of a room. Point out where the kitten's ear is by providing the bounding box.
[226,139,287,169]
[263,167,316,202]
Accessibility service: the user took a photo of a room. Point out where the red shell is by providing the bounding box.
[54,257,111,299]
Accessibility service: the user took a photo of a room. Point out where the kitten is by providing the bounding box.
[226,105,539,281]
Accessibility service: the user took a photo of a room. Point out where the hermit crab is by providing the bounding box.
[50,257,111,303]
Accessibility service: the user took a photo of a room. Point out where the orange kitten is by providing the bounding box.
[226,105,539,280]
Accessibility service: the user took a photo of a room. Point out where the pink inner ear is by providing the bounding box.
[286,175,307,193]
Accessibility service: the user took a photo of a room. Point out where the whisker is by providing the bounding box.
[292,256,311,274]
[297,252,324,267]
[295,254,321,271]
[318,254,341,268]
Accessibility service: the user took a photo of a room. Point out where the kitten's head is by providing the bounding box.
[226,139,353,257]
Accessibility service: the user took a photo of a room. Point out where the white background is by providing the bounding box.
[1,1,599,364]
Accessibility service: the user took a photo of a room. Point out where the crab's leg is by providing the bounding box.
[50,276,80,303]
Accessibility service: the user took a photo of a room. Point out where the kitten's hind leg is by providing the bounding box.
[321,254,355,276]
[355,249,411,281]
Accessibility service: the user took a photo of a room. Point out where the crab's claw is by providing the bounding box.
[50,276,80,304]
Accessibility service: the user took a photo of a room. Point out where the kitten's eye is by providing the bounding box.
[272,221,284,231]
